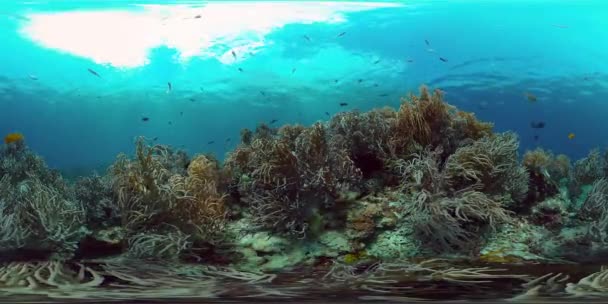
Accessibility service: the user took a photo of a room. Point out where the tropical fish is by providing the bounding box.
[533,135,540,141]
[231,50,237,60]
[530,121,545,129]
[4,132,24,144]
[378,93,389,97]
[207,141,215,144]
[238,68,244,72]
[568,133,575,140]
[141,117,150,122]
[303,35,311,42]
[525,92,537,102]
[325,112,330,116]
[337,32,346,37]
[339,102,348,106]
[270,119,278,124]
[439,57,448,62]
[87,68,102,78]
[373,59,381,64]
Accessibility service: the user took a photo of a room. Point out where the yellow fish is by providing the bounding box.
[4,132,24,144]
[568,133,575,140]
[525,92,537,103]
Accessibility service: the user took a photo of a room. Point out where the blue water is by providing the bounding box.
[0,0,606,175]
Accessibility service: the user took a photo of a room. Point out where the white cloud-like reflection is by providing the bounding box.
[20,2,401,68]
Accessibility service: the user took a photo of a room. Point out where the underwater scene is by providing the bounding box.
[1,0,608,302]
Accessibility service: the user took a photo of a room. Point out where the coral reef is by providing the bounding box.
[5,85,608,301]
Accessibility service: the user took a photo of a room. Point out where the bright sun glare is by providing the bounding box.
[20,2,401,68]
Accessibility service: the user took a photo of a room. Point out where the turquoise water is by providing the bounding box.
[1,0,606,175]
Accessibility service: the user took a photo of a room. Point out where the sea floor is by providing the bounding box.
[1,259,608,303]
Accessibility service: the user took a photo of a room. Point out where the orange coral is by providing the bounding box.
[4,132,24,144]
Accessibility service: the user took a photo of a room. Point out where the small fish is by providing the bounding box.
[358,79,363,83]
[373,83,378,87]
[407,59,414,63]
[226,138,231,142]
[189,98,195,102]
[260,91,266,96]
[373,60,381,64]
[439,57,448,62]
[238,68,244,72]
[339,102,348,106]
[270,119,278,124]
[87,68,102,78]
[568,133,575,140]
[425,39,430,46]
[28,74,38,80]
[153,137,159,141]
[378,93,389,97]
[337,32,346,37]
[525,92,537,102]
[180,111,183,116]
[200,87,205,92]
[325,112,330,116]
[334,79,339,84]
[167,82,172,93]
[552,24,568,29]
[533,135,539,141]
[141,117,150,122]
[530,121,545,129]
[168,121,173,125]
[194,15,202,19]
[292,67,296,74]
[231,50,237,60]
[207,141,215,145]
[303,35,311,42]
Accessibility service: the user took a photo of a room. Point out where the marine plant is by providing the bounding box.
[224,122,362,238]
[0,141,87,258]
[109,137,227,259]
